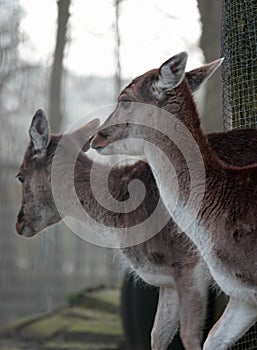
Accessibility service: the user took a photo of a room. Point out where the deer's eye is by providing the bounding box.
[16,173,25,183]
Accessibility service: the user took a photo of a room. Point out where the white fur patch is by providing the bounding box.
[136,268,175,287]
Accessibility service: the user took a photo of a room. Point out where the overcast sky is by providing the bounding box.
[19,0,202,78]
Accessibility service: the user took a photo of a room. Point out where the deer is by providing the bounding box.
[17,109,208,350]
[16,76,257,350]
[91,52,257,350]
[17,120,257,350]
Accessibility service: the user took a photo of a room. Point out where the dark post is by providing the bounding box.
[48,0,70,133]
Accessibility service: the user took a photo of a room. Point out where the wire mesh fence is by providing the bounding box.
[221,0,257,130]
[231,329,257,350]
[221,0,257,348]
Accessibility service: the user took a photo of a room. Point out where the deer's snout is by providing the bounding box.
[16,219,25,235]
[91,131,110,150]
[16,209,25,235]
[16,209,35,237]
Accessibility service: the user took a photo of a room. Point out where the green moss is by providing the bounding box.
[1,287,124,350]
[45,341,120,350]
[90,289,120,308]
[2,312,48,335]
[63,306,110,320]
[67,288,120,314]
[23,315,70,338]
[68,316,122,336]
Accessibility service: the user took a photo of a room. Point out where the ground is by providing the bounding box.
[0,287,126,350]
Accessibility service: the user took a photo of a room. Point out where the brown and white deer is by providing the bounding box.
[17,115,257,350]
[16,74,257,350]
[91,52,257,350]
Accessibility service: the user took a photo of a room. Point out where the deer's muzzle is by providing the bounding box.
[16,211,36,237]
[16,220,25,235]
[91,132,110,151]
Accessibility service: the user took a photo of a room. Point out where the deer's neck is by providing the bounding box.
[161,80,222,168]
[61,152,159,235]
[73,154,123,224]
[142,81,223,244]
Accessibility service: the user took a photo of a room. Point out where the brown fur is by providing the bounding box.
[91,53,257,350]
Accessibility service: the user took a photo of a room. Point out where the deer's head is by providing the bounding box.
[16,109,100,237]
[91,52,222,155]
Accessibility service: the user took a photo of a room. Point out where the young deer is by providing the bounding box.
[17,117,257,350]
[17,90,257,350]
[91,52,257,350]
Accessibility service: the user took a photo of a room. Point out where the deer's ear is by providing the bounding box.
[185,58,223,92]
[68,118,100,152]
[29,109,50,159]
[155,52,188,93]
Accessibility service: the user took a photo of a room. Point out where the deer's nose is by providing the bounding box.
[16,209,25,235]
[91,132,110,150]
[98,130,109,138]
[16,213,35,237]
[16,220,25,235]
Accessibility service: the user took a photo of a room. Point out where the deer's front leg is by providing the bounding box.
[151,286,179,350]
[203,297,257,350]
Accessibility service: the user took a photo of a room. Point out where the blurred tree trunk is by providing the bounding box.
[48,0,71,133]
[0,0,21,113]
[197,0,223,132]
[114,0,122,98]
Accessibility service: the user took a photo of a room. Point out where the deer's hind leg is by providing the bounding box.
[151,286,179,350]
[176,264,209,350]
[203,297,257,350]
